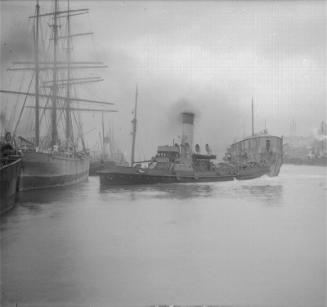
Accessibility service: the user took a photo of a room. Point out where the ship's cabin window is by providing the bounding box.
[266,139,271,152]
[157,151,179,161]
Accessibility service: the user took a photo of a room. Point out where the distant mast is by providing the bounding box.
[51,0,59,147]
[251,97,254,136]
[101,112,105,159]
[34,0,40,147]
[130,85,138,166]
[65,0,72,144]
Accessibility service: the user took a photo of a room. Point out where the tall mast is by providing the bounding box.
[251,97,254,136]
[34,0,40,147]
[101,111,105,159]
[321,121,325,153]
[65,0,72,144]
[130,85,138,166]
[51,0,59,147]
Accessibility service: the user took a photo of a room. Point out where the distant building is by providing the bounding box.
[283,121,327,165]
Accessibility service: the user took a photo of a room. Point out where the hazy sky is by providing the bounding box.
[1,0,326,159]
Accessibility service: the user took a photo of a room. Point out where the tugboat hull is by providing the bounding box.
[98,163,271,186]
[99,168,235,186]
[21,151,89,191]
[0,158,21,215]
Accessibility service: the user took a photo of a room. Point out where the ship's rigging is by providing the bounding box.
[131,85,138,166]
[0,0,117,152]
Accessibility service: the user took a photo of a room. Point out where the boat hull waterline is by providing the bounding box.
[99,171,235,186]
[98,166,269,186]
[0,158,22,215]
[20,151,89,191]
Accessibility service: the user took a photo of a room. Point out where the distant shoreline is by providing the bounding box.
[284,158,327,167]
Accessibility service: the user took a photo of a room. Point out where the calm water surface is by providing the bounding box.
[1,165,326,306]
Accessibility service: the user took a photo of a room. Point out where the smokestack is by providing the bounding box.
[181,112,194,150]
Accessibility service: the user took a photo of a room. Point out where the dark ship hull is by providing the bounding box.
[236,164,269,180]
[99,167,235,186]
[89,159,116,176]
[0,158,22,215]
[99,163,270,186]
[20,151,89,191]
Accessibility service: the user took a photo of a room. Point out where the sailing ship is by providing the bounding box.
[0,0,116,190]
[223,99,283,177]
[0,132,22,215]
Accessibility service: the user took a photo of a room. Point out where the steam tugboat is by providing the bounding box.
[99,112,236,186]
[0,132,22,215]
[99,97,282,187]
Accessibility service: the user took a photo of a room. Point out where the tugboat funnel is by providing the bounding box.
[181,112,194,151]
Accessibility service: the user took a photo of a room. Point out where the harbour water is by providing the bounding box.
[1,165,326,307]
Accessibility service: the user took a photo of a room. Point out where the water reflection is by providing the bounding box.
[100,180,283,205]
[18,180,90,204]
[18,189,69,209]
[100,183,215,200]
[4,181,220,220]
[240,184,283,206]
[8,178,284,218]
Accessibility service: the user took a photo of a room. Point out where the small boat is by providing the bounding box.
[223,99,283,177]
[89,112,128,176]
[0,132,22,215]
[224,134,283,178]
